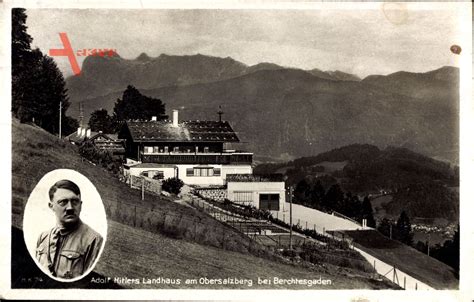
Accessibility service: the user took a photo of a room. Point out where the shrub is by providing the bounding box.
[162,177,184,194]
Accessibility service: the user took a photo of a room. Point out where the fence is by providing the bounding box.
[354,246,433,290]
[129,175,162,196]
[192,193,436,290]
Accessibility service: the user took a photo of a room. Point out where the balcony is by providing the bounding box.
[141,151,253,165]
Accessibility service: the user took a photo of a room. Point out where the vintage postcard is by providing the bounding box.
[1,1,472,301]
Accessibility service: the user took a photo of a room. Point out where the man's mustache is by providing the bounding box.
[64,209,77,216]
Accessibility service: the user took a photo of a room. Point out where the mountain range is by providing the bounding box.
[65,53,459,164]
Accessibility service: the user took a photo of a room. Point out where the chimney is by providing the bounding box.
[77,127,81,136]
[172,110,179,127]
[86,128,91,138]
[151,116,157,121]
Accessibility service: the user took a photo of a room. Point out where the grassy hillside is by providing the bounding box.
[11,119,394,289]
[342,230,458,289]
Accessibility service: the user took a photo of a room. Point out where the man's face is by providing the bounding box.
[49,188,82,227]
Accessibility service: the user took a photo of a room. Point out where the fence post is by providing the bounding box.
[373,260,376,278]
[393,266,396,283]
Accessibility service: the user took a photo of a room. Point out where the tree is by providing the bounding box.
[395,211,414,245]
[113,85,167,121]
[324,184,344,211]
[12,8,71,135]
[309,179,325,207]
[162,177,184,195]
[294,179,311,205]
[89,109,114,133]
[377,218,393,238]
[29,52,70,133]
[12,8,34,118]
[62,116,80,136]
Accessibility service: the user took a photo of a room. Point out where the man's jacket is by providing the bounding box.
[36,220,103,279]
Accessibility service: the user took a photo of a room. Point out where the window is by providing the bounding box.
[164,146,169,153]
[204,146,209,153]
[187,167,219,177]
[173,146,180,153]
[234,191,252,203]
[153,171,164,180]
[259,194,280,211]
[186,168,193,176]
[153,146,159,153]
[144,146,153,154]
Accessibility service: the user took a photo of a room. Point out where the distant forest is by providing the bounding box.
[255,144,459,221]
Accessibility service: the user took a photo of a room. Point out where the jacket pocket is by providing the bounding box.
[57,250,85,279]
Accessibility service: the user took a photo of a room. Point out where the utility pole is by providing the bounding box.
[289,186,293,250]
[427,233,430,256]
[59,101,62,138]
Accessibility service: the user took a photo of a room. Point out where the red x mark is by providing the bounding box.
[49,33,81,76]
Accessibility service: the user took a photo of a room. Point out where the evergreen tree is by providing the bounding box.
[294,179,311,205]
[12,8,73,134]
[377,218,393,238]
[12,8,34,118]
[113,85,167,121]
[395,211,414,245]
[310,180,325,202]
[62,116,80,136]
[89,109,114,133]
[324,184,344,211]
[430,224,459,273]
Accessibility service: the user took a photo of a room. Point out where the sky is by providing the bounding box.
[24,3,466,79]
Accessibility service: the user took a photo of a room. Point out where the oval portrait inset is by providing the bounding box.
[23,169,107,282]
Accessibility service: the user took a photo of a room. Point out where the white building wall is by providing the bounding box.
[227,181,285,211]
[221,165,253,180]
[128,166,176,179]
[177,164,252,186]
[127,163,253,186]
[177,164,225,186]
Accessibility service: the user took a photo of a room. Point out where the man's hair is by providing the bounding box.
[48,179,81,201]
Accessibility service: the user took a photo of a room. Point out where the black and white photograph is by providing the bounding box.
[23,169,107,282]
[2,1,473,300]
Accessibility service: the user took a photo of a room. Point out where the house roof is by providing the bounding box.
[89,132,121,141]
[124,120,240,143]
[66,131,122,144]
